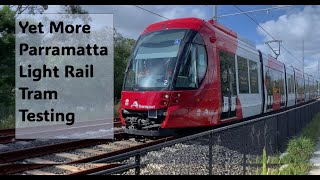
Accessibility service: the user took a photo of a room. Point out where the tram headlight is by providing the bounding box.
[160,100,168,106]
[162,93,170,99]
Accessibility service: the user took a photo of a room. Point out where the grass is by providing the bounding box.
[0,105,15,129]
[301,113,320,142]
[0,114,15,129]
[259,113,320,175]
[262,147,267,175]
[277,137,314,175]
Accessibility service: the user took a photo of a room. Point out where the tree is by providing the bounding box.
[9,5,87,15]
[61,5,88,14]
[0,5,136,124]
[9,5,48,14]
[114,30,136,100]
[0,6,15,108]
[0,5,90,123]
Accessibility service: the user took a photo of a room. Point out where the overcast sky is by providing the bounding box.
[23,5,320,77]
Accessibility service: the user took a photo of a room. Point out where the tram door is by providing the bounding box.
[219,50,237,120]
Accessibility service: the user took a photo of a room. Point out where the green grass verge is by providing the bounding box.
[277,137,314,175]
[0,114,15,129]
[261,113,320,175]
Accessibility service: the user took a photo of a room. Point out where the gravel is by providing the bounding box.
[72,163,98,170]
[139,141,209,175]
[33,166,69,175]
[111,141,261,175]
[10,119,276,175]
[63,149,90,158]
[72,149,97,157]
[38,154,72,163]
[80,144,110,152]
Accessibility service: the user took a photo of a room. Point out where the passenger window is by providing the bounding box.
[249,60,259,93]
[237,56,249,93]
[176,44,197,89]
[279,72,284,95]
[197,45,207,84]
[219,51,237,96]
[287,76,290,93]
[289,74,294,93]
[266,68,272,96]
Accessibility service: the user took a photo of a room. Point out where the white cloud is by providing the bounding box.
[256,5,320,78]
[45,5,61,13]
[160,5,207,20]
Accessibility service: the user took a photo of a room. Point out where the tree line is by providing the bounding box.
[0,5,136,123]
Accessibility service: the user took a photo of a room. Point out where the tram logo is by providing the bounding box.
[130,100,139,108]
[130,100,155,109]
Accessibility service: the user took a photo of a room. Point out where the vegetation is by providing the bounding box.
[0,5,135,129]
[114,100,121,118]
[0,6,15,129]
[0,114,14,129]
[277,137,314,175]
[258,113,320,175]
[262,147,267,175]
[114,31,136,100]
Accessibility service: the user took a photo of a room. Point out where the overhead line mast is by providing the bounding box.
[213,5,217,21]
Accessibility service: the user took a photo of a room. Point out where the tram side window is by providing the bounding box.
[291,75,294,93]
[272,69,278,94]
[299,78,304,95]
[296,78,300,94]
[266,68,272,96]
[287,75,291,93]
[249,60,259,93]
[176,44,197,89]
[269,68,279,94]
[299,78,302,94]
[274,70,283,95]
[197,45,207,84]
[219,51,237,95]
[296,78,299,94]
[279,72,284,95]
[305,77,308,94]
[288,74,294,94]
[237,56,249,93]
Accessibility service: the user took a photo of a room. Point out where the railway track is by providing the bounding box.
[0,117,176,175]
[0,118,122,144]
[0,129,15,144]
[1,136,175,175]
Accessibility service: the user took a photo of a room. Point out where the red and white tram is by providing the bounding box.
[119,18,319,136]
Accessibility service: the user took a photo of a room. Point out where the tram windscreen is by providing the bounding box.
[124,29,187,91]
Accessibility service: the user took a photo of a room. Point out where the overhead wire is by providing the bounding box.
[133,5,169,20]
[233,5,304,65]
[133,4,305,68]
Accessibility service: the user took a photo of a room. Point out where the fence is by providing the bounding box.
[91,100,320,175]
